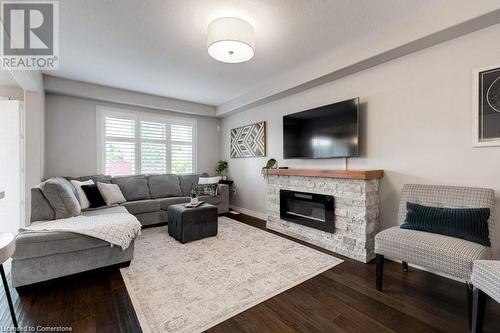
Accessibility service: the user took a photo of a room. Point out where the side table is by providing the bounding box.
[0,233,17,329]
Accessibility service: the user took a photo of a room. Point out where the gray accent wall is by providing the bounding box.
[221,23,500,257]
[45,94,221,178]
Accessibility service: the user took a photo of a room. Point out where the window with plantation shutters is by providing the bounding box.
[98,108,196,176]
[171,124,193,174]
[104,116,136,176]
[140,120,167,174]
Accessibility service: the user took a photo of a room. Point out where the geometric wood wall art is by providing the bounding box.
[230,121,266,158]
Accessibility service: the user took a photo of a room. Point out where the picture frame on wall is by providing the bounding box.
[473,64,500,147]
[230,121,266,158]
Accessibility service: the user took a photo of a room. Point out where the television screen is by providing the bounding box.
[283,98,359,159]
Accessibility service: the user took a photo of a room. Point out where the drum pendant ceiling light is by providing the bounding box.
[207,17,255,63]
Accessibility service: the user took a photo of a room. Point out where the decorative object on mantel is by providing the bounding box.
[230,121,266,158]
[215,160,228,180]
[473,64,500,147]
[261,158,278,178]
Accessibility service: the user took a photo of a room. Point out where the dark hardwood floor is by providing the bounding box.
[2,213,499,332]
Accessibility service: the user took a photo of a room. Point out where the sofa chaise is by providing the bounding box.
[12,172,229,288]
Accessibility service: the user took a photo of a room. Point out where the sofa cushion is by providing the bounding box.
[135,211,168,226]
[112,175,151,201]
[39,177,81,219]
[13,231,109,260]
[121,199,160,215]
[156,197,190,210]
[30,187,55,222]
[73,174,112,184]
[375,226,491,280]
[148,174,183,198]
[178,172,209,196]
[199,195,222,206]
[81,205,128,216]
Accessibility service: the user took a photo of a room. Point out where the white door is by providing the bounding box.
[0,100,24,234]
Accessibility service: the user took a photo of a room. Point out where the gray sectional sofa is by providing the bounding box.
[12,172,229,288]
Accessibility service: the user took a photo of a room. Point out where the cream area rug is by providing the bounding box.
[121,217,343,333]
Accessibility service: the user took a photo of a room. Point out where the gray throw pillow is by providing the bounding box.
[97,182,126,205]
[148,174,183,198]
[178,173,209,196]
[111,175,151,201]
[39,177,81,219]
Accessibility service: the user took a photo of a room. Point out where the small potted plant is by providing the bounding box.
[262,158,277,178]
[215,160,228,180]
[190,190,199,205]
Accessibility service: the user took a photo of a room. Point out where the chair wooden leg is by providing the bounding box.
[466,282,474,331]
[472,287,487,333]
[376,254,384,292]
[402,261,409,272]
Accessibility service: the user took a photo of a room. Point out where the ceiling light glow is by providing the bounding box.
[207,17,255,63]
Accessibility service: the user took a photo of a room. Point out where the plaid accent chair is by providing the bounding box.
[471,260,500,332]
[374,184,495,328]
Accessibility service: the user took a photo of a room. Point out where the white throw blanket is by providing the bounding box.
[22,213,142,250]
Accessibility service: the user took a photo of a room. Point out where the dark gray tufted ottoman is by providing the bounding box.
[167,203,218,243]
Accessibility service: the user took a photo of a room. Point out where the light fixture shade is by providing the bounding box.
[207,17,255,63]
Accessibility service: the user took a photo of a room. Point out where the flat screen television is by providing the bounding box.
[283,98,359,159]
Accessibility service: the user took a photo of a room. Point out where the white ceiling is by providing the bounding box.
[47,0,500,106]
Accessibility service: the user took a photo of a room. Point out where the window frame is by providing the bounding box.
[96,106,197,176]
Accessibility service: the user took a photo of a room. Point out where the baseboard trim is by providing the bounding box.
[230,205,267,221]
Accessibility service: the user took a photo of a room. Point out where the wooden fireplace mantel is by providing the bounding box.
[265,168,384,180]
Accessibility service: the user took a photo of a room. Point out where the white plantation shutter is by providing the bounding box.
[104,116,136,176]
[105,117,135,138]
[99,109,196,175]
[141,121,166,140]
[140,120,167,174]
[171,124,193,174]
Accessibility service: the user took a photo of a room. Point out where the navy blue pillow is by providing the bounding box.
[81,184,106,208]
[400,202,490,246]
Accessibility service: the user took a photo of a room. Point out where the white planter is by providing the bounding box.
[191,197,199,205]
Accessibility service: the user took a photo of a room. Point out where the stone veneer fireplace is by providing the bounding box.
[265,169,383,263]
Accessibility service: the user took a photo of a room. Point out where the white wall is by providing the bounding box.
[221,23,500,257]
[44,76,217,117]
[0,87,23,100]
[0,101,22,233]
[45,94,221,178]
[24,91,45,226]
